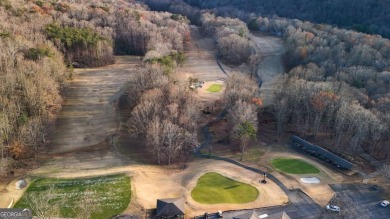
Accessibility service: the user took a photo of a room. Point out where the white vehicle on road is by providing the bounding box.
[326,205,340,212]
[380,200,389,207]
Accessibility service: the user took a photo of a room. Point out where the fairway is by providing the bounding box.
[191,172,258,204]
[207,84,223,92]
[272,158,320,174]
[14,174,131,219]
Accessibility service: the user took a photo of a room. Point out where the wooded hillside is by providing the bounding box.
[182,0,390,38]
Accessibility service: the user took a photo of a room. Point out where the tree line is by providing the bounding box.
[142,0,253,64]
[0,1,68,176]
[181,0,390,39]
[141,0,390,161]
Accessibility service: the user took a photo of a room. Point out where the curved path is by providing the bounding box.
[193,109,290,196]
[193,111,322,219]
[193,31,291,196]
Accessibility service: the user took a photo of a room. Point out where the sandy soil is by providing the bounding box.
[46,56,141,154]
[0,178,31,209]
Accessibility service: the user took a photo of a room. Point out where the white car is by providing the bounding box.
[326,205,340,212]
[380,200,389,207]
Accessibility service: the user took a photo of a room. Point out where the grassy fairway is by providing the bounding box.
[207,84,223,92]
[191,172,258,204]
[272,158,320,174]
[15,174,131,219]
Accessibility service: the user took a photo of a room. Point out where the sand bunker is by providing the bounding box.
[300,177,320,184]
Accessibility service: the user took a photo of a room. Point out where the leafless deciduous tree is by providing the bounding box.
[322,194,369,219]
[25,185,65,219]
[380,163,390,180]
[223,73,259,108]
[126,67,199,165]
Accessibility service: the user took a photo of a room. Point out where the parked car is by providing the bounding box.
[326,205,340,212]
[380,200,389,207]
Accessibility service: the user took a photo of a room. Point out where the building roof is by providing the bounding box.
[291,135,354,170]
[233,210,259,219]
[156,198,185,217]
[268,211,291,219]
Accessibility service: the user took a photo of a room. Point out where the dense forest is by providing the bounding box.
[181,0,390,39]
[142,0,390,162]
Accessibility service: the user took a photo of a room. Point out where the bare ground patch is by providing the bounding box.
[46,56,141,154]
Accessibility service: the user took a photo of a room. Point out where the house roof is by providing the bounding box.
[268,211,291,219]
[233,210,259,219]
[156,198,185,217]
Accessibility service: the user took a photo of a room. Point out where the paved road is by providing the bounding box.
[329,183,390,219]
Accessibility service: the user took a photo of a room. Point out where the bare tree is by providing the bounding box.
[223,73,259,108]
[249,54,262,78]
[25,185,65,219]
[380,163,390,180]
[322,194,369,219]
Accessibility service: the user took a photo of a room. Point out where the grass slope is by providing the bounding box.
[272,158,320,174]
[15,174,131,219]
[191,172,258,204]
[207,84,223,92]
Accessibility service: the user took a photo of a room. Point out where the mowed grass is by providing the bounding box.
[207,84,223,92]
[191,172,258,204]
[271,158,320,174]
[15,174,131,219]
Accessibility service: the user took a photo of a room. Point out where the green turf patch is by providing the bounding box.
[14,174,131,219]
[207,84,223,92]
[271,158,320,174]
[191,172,258,204]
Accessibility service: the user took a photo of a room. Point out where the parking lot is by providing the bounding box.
[195,189,322,219]
[329,183,390,219]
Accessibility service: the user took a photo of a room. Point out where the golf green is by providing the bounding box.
[271,158,320,174]
[191,172,258,204]
[207,84,223,92]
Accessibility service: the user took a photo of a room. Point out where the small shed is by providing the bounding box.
[156,198,185,218]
